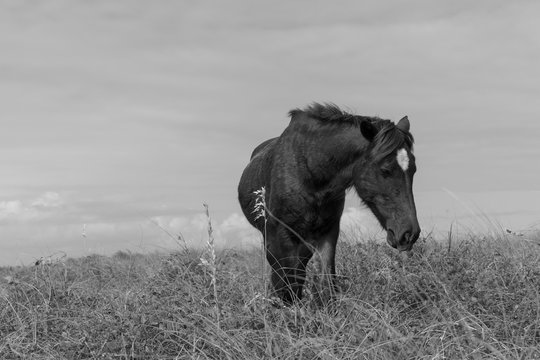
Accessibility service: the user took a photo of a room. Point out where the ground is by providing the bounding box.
[1,230,539,359]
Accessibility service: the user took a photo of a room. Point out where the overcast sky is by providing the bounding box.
[1,0,539,265]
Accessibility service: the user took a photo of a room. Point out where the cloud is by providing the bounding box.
[0,191,63,222]
[31,191,63,208]
[220,212,251,232]
[219,213,259,249]
[148,212,259,250]
[0,200,24,218]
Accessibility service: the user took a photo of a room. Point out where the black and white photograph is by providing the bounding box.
[1,1,539,358]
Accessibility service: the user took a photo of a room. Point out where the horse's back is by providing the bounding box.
[238,137,278,228]
[250,137,278,160]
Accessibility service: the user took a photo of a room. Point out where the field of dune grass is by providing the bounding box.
[1,228,540,359]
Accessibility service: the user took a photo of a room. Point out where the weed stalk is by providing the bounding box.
[201,203,220,328]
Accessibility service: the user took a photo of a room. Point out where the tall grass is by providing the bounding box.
[1,226,539,359]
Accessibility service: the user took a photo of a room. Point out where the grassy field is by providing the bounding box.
[1,229,540,359]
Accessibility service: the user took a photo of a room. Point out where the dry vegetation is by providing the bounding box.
[1,229,540,359]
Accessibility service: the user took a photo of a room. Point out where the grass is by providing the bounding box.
[1,229,540,359]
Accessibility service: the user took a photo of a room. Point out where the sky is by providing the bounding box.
[1,0,539,265]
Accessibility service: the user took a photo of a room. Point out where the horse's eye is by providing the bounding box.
[381,167,392,177]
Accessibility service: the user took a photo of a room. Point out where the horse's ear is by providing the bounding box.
[396,116,410,132]
[360,121,378,142]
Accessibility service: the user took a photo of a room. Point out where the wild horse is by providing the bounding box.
[238,103,420,304]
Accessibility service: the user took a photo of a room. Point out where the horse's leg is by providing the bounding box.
[293,243,313,300]
[313,221,340,305]
[266,225,312,304]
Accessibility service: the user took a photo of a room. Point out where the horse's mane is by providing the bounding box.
[289,103,414,162]
[288,103,367,124]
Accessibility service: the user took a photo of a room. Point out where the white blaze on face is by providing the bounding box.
[396,148,409,172]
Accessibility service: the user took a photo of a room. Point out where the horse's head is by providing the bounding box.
[353,116,420,251]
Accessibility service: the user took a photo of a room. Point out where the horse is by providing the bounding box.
[238,103,420,304]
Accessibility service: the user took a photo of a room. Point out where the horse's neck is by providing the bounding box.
[282,122,367,191]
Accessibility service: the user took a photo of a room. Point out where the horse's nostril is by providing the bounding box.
[402,231,412,243]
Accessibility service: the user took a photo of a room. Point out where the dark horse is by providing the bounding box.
[238,103,420,303]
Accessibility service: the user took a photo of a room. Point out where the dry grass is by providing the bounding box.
[1,230,540,359]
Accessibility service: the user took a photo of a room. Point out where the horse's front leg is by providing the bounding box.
[266,225,313,304]
[312,222,340,304]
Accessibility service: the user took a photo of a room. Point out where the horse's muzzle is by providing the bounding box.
[387,226,420,252]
